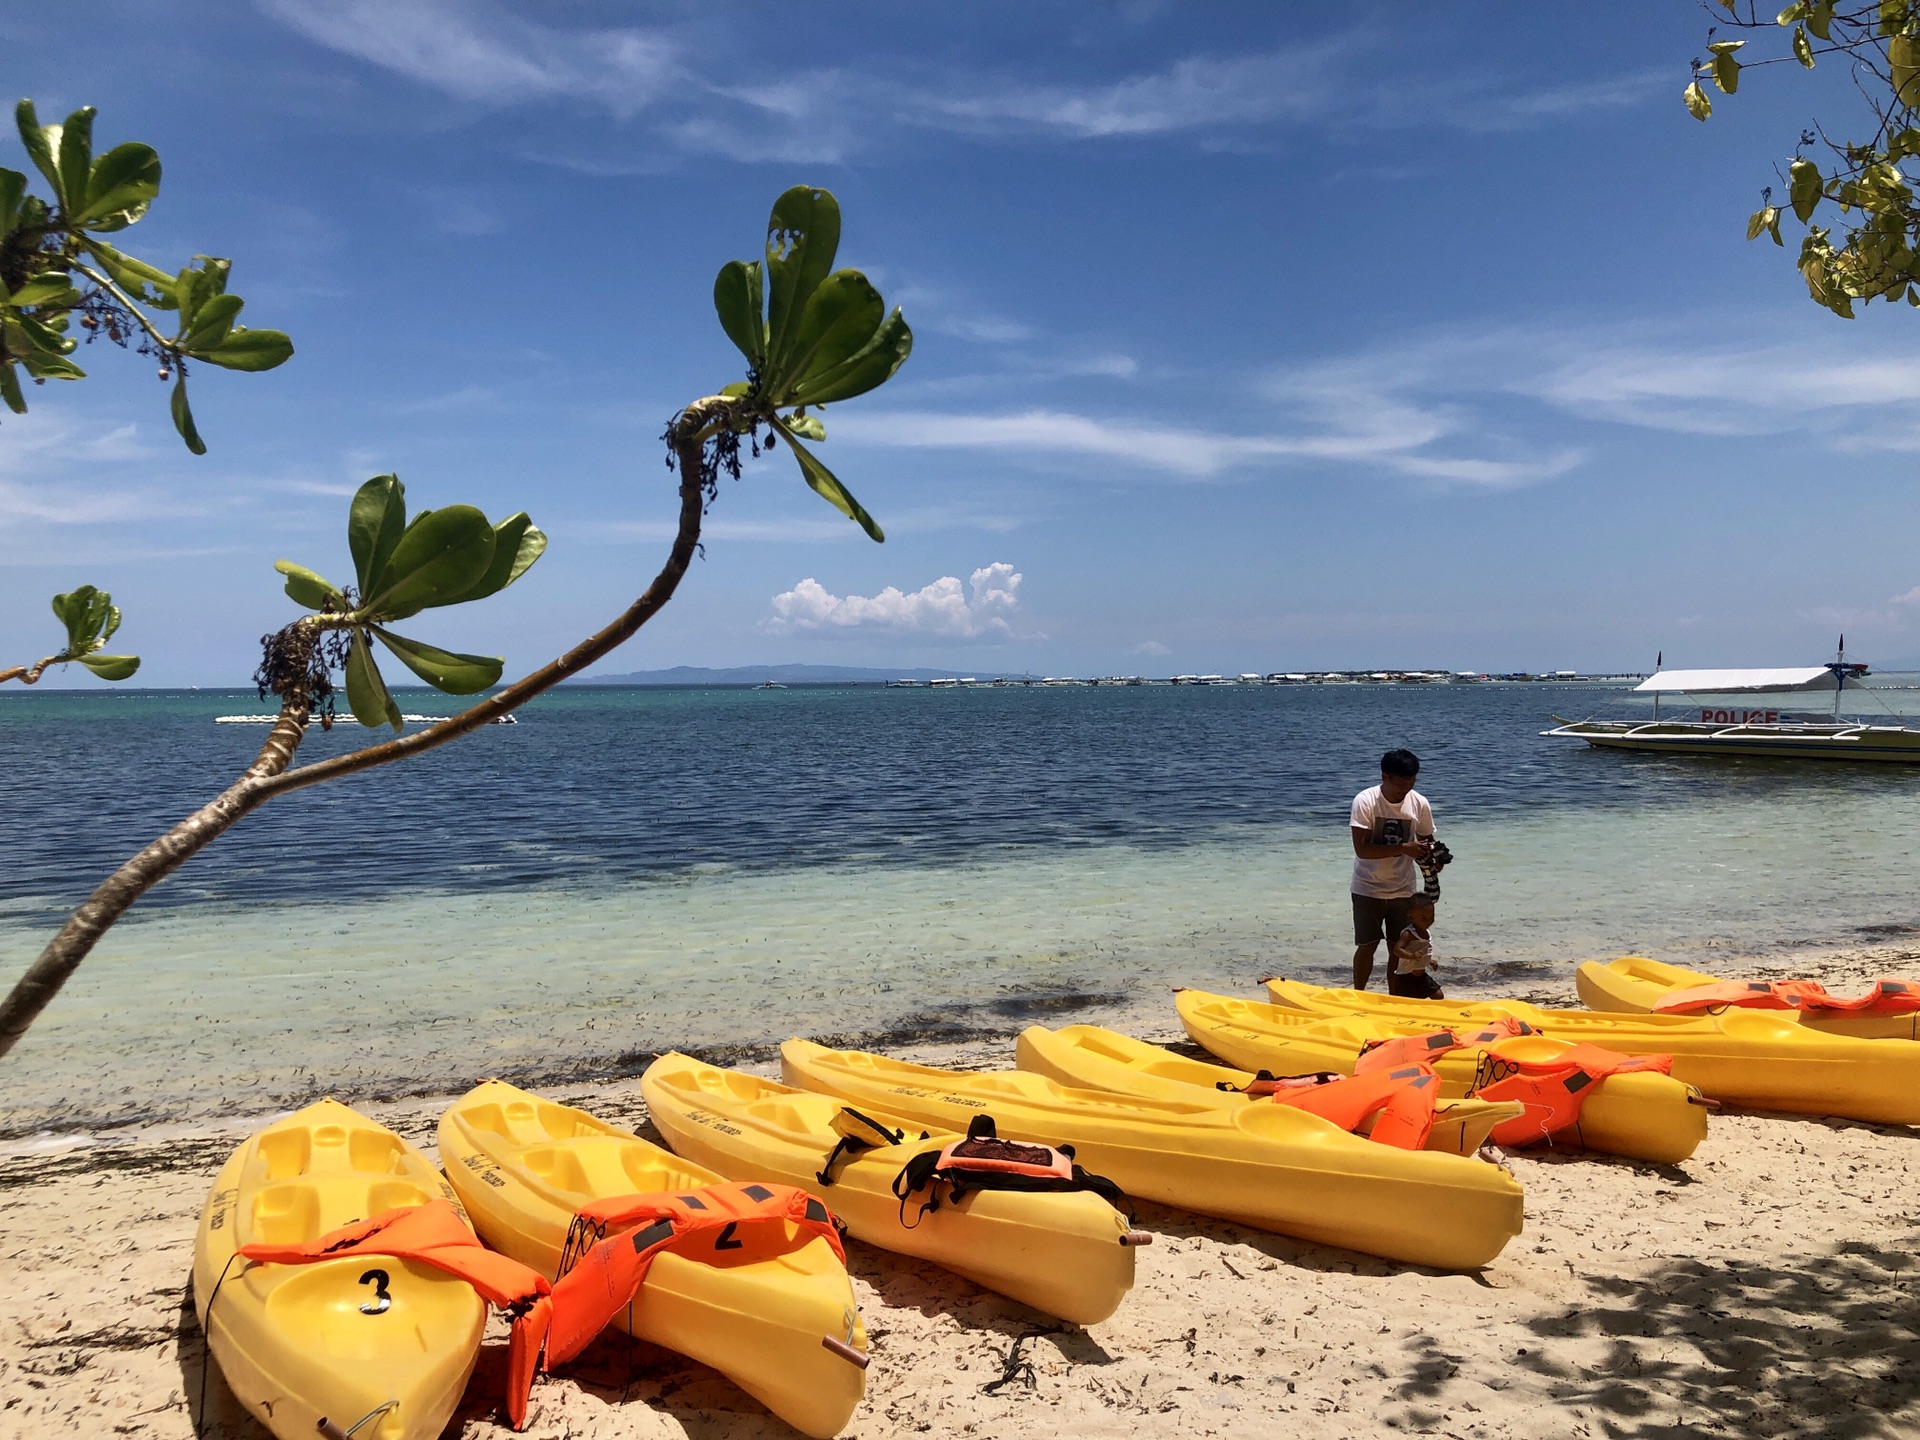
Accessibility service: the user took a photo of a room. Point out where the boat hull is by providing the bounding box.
[1577,956,1920,1040]
[1544,719,1920,763]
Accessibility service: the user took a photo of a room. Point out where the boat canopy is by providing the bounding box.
[1633,667,1863,695]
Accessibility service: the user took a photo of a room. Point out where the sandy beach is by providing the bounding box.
[5,942,1920,1440]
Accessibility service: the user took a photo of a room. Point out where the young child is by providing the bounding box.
[1389,891,1444,1000]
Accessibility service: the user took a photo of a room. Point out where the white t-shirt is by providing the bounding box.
[1349,785,1434,899]
[1394,925,1435,975]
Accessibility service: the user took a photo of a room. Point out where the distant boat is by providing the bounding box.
[756,680,788,689]
[1543,640,1920,763]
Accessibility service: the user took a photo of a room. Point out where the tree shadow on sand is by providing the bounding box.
[1398,1229,1920,1440]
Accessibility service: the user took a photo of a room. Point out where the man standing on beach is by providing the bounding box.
[1349,749,1433,991]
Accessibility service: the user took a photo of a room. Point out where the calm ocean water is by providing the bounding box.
[5,680,1920,1136]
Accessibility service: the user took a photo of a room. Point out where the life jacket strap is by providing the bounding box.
[891,1114,1132,1222]
[816,1107,912,1186]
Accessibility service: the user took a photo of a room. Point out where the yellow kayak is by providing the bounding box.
[781,1039,1523,1271]
[193,1099,485,1440]
[1263,976,1920,1126]
[1173,991,1707,1164]
[1577,955,1920,1040]
[439,1080,866,1438]
[641,1053,1139,1324]
[1014,1023,1525,1156]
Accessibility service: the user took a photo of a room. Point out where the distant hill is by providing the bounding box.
[574,664,1013,686]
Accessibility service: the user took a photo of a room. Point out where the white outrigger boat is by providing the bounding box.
[1543,642,1920,763]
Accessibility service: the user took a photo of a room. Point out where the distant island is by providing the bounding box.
[573,664,1005,686]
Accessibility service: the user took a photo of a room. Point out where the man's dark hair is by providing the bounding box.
[1380,748,1420,777]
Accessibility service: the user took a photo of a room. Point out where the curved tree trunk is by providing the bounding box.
[0,405,721,1061]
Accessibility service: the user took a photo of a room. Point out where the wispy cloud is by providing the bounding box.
[259,0,677,114]
[837,405,1579,489]
[259,4,1659,161]
[766,563,1023,638]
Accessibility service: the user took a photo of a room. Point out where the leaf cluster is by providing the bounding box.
[709,186,913,541]
[1687,3,1920,316]
[48,585,138,680]
[271,476,546,729]
[1,100,291,450]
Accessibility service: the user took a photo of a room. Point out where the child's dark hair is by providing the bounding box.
[1381,748,1420,777]
[1406,891,1436,913]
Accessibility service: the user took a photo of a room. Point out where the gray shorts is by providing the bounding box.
[1352,893,1414,948]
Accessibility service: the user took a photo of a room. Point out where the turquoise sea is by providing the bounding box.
[5,680,1920,1137]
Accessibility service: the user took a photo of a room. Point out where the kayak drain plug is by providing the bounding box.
[1121,1231,1155,1247]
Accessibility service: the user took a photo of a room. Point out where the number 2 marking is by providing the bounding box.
[713,1222,743,1251]
[358,1268,393,1314]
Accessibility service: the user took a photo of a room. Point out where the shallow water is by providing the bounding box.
[5,681,1920,1135]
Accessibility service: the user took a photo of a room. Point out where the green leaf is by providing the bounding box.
[83,238,174,305]
[77,653,139,681]
[443,513,546,605]
[14,101,63,203]
[786,307,913,406]
[192,327,293,372]
[1776,1,1809,21]
[349,475,408,595]
[1705,39,1746,54]
[361,505,497,620]
[1790,157,1824,221]
[0,361,23,414]
[763,187,841,382]
[345,628,402,730]
[713,259,766,371]
[273,559,344,610]
[180,292,242,350]
[13,311,76,356]
[171,376,205,455]
[51,585,109,652]
[19,351,86,381]
[1808,0,1834,38]
[0,167,25,239]
[8,273,77,306]
[1711,52,1741,94]
[173,256,230,330]
[369,626,504,694]
[102,603,121,643]
[766,269,886,400]
[1793,25,1815,67]
[55,107,95,220]
[73,142,160,231]
[779,424,884,542]
[784,413,826,440]
[720,380,752,399]
[1747,205,1776,241]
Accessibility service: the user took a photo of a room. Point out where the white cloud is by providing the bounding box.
[259,5,1659,161]
[259,0,676,113]
[766,563,1023,638]
[838,406,1579,489]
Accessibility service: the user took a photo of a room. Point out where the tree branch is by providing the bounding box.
[0,654,63,685]
[0,401,728,1061]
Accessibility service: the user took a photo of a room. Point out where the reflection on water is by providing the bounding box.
[3,683,1920,1134]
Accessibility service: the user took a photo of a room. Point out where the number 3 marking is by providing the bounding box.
[358,1268,393,1314]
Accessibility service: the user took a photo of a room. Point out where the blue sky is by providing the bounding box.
[6,1,1920,684]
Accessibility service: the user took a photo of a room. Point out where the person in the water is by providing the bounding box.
[1348,748,1433,990]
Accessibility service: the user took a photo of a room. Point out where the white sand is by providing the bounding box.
[6,945,1920,1439]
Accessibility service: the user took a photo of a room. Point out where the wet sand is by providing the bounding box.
[5,945,1920,1440]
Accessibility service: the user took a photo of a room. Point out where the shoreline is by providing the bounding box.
[9,934,1920,1148]
[6,944,1920,1436]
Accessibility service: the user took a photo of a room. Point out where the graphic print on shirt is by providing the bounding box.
[1373,817,1411,848]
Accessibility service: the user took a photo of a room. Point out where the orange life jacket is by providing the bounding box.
[541,1181,849,1380]
[237,1199,552,1429]
[1652,977,1920,1016]
[1469,1042,1673,1147]
[1261,1065,1440,1150]
[1352,1017,1537,1074]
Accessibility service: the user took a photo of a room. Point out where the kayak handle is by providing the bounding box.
[1120,1230,1155,1247]
[316,1399,398,1439]
[822,1334,871,1370]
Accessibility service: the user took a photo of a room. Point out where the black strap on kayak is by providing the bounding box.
[1216,1069,1346,1095]
[891,1114,1132,1225]
[815,1106,911,1186]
